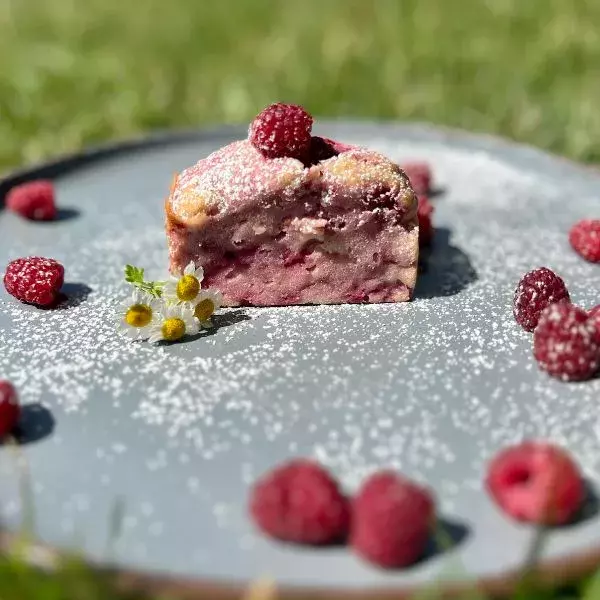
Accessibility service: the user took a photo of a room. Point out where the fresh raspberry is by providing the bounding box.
[486,441,584,525]
[350,471,434,568]
[249,459,350,545]
[513,267,570,332]
[569,219,600,263]
[5,180,57,221]
[589,305,600,335]
[3,257,65,307]
[0,381,21,438]
[417,195,434,247]
[400,162,432,195]
[249,103,313,161]
[533,303,600,381]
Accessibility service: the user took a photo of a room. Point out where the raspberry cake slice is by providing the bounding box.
[166,104,418,306]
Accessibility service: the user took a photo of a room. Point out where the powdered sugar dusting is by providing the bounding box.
[0,128,599,586]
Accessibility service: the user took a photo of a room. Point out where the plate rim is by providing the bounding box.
[2,118,599,197]
[2,120,600,597]
[2,528,599,599]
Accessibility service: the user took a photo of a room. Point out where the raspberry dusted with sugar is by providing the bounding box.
[533,303,600,381]
[249,459,350,545]
[6,180,57,221]
[249,103,313,161]
[569,219,600,263]
[351,471,435,568]
[400,162,432,195]
[513,267,570,332]
[0,381,21,438]
[590,305,600,335]
[3,257,65,307]
[417,195,434,247]
[486,442,584,525]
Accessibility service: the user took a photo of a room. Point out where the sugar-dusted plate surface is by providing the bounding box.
[0,123,599,593]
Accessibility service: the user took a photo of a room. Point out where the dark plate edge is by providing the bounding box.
[0,125,249,201]
[2,121,600,598]
[2,119,600,197]
[2,528,599,600]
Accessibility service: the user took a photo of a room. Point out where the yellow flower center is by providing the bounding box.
[161,317,186,341]
[125,304,153,328]
[194,298,215,321]
[176,275,200,302]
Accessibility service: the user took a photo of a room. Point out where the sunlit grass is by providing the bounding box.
[0,548,591,600]
[1,0,600,171]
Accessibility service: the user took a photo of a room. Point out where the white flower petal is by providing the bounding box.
[197,288,223,309]
[184,262,196,276]
[118,289,160,337]
[121,286,210,344]
[159,303,174,319]
[179,305,195,320]
[121,289,138,308]
[127,328,142,340]
[184,315,199,336]
[136,324,152,340]
[162,281,178,301]
[193,289,223,323]
[162,276,202,305]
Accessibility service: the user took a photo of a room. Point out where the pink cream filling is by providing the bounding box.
[169,206,416,305]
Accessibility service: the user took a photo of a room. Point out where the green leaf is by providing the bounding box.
[124,264,144,284]
[136,280,165,298]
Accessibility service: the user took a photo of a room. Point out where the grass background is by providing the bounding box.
[2,0,600,171]
[1,0,599,597]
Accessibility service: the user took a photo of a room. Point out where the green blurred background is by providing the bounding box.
[1,0,600,172]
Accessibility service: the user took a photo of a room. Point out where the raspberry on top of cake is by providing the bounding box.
[166,103,419,306]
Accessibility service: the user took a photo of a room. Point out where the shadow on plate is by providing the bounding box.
[52,207,80,222]
[178,309,251,344]
[563,479,599,527]
[429,186,446,199]
[415,227,478,299]
[419,516,471,565]
[13,403,55,445]
[3,283,92,312]
[0,205,80,221]
[245,516,469,564]
[54,282,93,309]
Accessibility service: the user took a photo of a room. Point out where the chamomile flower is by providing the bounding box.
[163,261,204,305]
[193,288,223,328]
[148,303,199,344]
[119,289,160,340]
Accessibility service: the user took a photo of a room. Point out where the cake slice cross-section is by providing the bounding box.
[166,105,419,306]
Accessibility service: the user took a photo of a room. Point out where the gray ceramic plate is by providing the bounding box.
[0,122,599,598]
